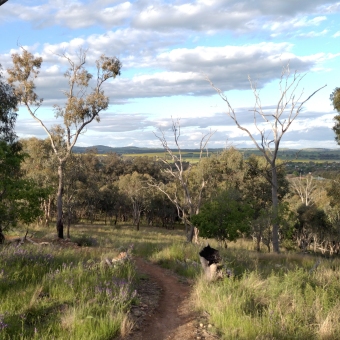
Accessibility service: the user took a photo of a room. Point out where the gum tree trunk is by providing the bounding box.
[56,161,64,239]
[271,164,279,253]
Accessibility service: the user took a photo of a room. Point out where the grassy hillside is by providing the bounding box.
[2,224,340,339]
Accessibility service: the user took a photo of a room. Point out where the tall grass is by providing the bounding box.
[4,224,340,339]
[0,243,136,339]
[193,253,340,340]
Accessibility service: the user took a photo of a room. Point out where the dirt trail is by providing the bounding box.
[122,257,219,340]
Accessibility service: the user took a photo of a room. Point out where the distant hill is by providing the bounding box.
[72,145,340,161]
[72,145,224,154]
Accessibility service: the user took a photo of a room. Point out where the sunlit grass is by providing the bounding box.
[3,223,340,339]
[0,235,136,339]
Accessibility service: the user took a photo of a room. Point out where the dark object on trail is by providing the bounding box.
[199,244,223,281]
[199,244,221,266]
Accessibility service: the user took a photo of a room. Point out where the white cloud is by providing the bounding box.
[1,0,339,35]
[2,40,327,104]
[299,29,329,37]
[333,31,340,37]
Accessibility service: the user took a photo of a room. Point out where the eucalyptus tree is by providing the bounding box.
[75,150,104,224]
[118,172,152,231]
[20,137,57,226]
[192,189,253,248]
[0,67,49,241]
[208,64,326,252]
[0,141,49,242]
[289,175,316,207]
[8,48,121,238]
[243,155,289,251]
[330,87,340,144]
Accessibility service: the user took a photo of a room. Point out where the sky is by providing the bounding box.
[1,0,340,150]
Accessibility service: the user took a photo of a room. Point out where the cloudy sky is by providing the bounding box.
[1,0,340,150]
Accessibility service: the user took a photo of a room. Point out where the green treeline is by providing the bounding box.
[6,136,340,255]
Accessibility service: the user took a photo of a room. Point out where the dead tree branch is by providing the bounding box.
[207,63,326,253]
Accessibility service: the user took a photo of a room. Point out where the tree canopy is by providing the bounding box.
[0,66,17,143]
[331,87,340,144]
[191,189,253,247]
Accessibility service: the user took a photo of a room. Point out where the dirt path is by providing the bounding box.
[122,257,219,340]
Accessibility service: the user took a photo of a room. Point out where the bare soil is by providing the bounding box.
[122,257,219,340]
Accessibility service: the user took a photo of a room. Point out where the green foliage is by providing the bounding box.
[192,189,253,244]
[0,66,17,143]
[331,87,340,144]
[296,204,329,231]
[0,141,49,238]
[330,87,340,112]
[243,155,289,212]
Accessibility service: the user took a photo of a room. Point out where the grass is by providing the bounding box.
[3,223,340,339]
[0,233,136,339]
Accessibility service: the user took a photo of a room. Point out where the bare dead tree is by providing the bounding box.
[150,118,215,243]
[207,64,326,253]
[290,174,316,207]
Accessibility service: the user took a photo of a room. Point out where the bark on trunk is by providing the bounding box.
[56,162,64,239]
[135,211,140,231]
[0,227,4,244]
[66,205,71,239]
[187,222,195,243]
[271,164,279,253]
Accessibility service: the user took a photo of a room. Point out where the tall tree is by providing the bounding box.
[118,172,151,231]
[243,155,289,251]
[8,48,121,238]
[289,175,316,207]
[330,87,340,144]
[208,64,326,253]
[20,137,57,226]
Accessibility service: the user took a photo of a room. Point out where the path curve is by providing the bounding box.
[122,257,218,340]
